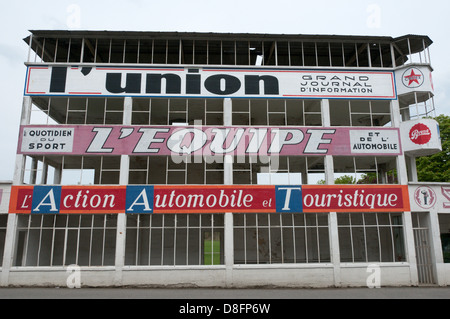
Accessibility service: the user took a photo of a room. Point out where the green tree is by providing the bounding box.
[317,175,356,184]
[416,114,450,182]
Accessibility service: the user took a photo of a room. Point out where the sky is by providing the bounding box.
[0,0,449,181]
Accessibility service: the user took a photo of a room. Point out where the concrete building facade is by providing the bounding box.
[1,30,448,287]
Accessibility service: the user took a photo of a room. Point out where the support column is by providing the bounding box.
[391,99,417,285]
[114,97,132,286]
[429,208,445,285]
[322,98,341,287]
[391,100,408,184]
[2,96,32,286]
[403,211,419,286]
[223,98,234,287]
[408,155,418,182]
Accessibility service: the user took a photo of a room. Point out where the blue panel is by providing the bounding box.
[31,186,62,214]
[126,186,154,213]
[275,186,303,213]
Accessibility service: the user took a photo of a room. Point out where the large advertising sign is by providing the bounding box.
[18,125,402,156]
[25,65,397,100]
[9,185,410,214]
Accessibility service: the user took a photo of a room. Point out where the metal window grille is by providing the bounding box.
[131,98,223,126]
[22,155,121,186]
[333,156,398,185]
[15,214,117,267]
[233,156,325,186]
[233,213,330,264]
[129,156,224,185]
[0,215,7,267]
[125,214,224,266]
[231,99,322,126]
[29,97,124,126]
[337,212,406,263]
[329,100,392,127]
[27,34,420,69]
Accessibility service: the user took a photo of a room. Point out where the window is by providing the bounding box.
[333,156,398,184]
[233,156,325,185]
[27,34,428,69]
[439,215,450,263]
[22,156,121,185]
[399,92,435,121]
[234,213,330,264]
[131,98,223,126]
[30,97,124,125]
[0,215,7,267]
[232,99,321,126]
[15,214,117,267]
[129,156,224,185]
[329,100,391,127]
[203,231,222,265]
[337,213,405,263]
[125,214,224,266]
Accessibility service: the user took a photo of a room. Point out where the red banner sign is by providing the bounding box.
[9,185,410,214]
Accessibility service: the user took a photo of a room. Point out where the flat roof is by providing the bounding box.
[25,30,432,52]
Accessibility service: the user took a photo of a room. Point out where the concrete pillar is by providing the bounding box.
[322,98,341,287]
[223,98,234,286]
[391,99,418,285]
[429,208,445,285]
[114,97,132,286]
[403,211,419,286]
[2,96,32,286]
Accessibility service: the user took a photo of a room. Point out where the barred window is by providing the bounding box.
[329,100,391,127]
[0,215,7,267]
[232,99,322,126]
[30,97,124,125]
[28,35,402,68]
[399,92,435,120]
[129,156,224,185]
[337,213,406,263]
[234,213,330,264]
[125,214,224,266]
[22,155,121,185]
[233,156,325,185]
[132,98,223,126]
[333,156,398,184]
[14,214,117,267]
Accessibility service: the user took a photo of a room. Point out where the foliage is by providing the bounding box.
[334,175,357,184]
[317,171,397,185]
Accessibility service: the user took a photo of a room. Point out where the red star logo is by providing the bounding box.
[404,69,422,86]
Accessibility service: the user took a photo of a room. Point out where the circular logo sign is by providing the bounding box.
[402,67,424,88]
[409,123,431,145]
[414,186,436,209]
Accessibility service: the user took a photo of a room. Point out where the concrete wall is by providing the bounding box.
[4,264,416,288]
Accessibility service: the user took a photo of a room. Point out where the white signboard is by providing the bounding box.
[400,118,441,156]
[349,129,401,154]
[25,65,397,100]
[409,184,450,213]
[20,127,74,153]
[395,65,434,97]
